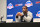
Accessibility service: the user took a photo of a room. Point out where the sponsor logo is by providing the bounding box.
[6,19,13,23]
[36,11,40,17]
[36,1,40,4]
[7,14,13,17]
[33,18,40,22]
[7,3,14,9]
[15,4,23,6]
[25,1,33,7]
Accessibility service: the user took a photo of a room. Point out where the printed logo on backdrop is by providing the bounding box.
[15,4,23,6]
[36,1,40,4]
[33,18,40,22]
[7,3,14,9]
[36,11,40,17]
[7,14,13,17]
[25,0,33,7]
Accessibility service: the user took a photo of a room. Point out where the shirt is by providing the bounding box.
[16,11,33,22]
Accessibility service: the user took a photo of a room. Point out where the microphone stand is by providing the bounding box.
[0,15,4,23]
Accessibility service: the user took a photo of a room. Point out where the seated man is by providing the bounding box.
[16,6,33,22]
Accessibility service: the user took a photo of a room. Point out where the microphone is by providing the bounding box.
[0,15,4,22]
[21,15,24,22]
[21,13,27,22]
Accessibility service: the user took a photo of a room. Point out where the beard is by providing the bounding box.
[23,11,26,14]
[23,11,28,14]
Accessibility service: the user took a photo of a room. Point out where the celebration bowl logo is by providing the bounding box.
[25,1,33,7]
[7,3,14,9]
[36,11,40,17]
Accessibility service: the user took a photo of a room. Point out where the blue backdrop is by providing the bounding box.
[7,0,40,21]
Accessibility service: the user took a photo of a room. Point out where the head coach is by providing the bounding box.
[16,6,33,22]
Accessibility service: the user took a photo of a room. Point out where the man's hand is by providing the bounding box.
[16,12,21,16]
[16,12,23,16]
[19,13,23,16]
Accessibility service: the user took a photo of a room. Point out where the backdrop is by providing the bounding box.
[7,0,40,21]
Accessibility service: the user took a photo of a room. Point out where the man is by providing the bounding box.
[16,6,33,22]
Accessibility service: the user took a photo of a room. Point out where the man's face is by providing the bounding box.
[22,7,27,12]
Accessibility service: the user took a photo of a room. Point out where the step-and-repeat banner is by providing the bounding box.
[7,0,40,22]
